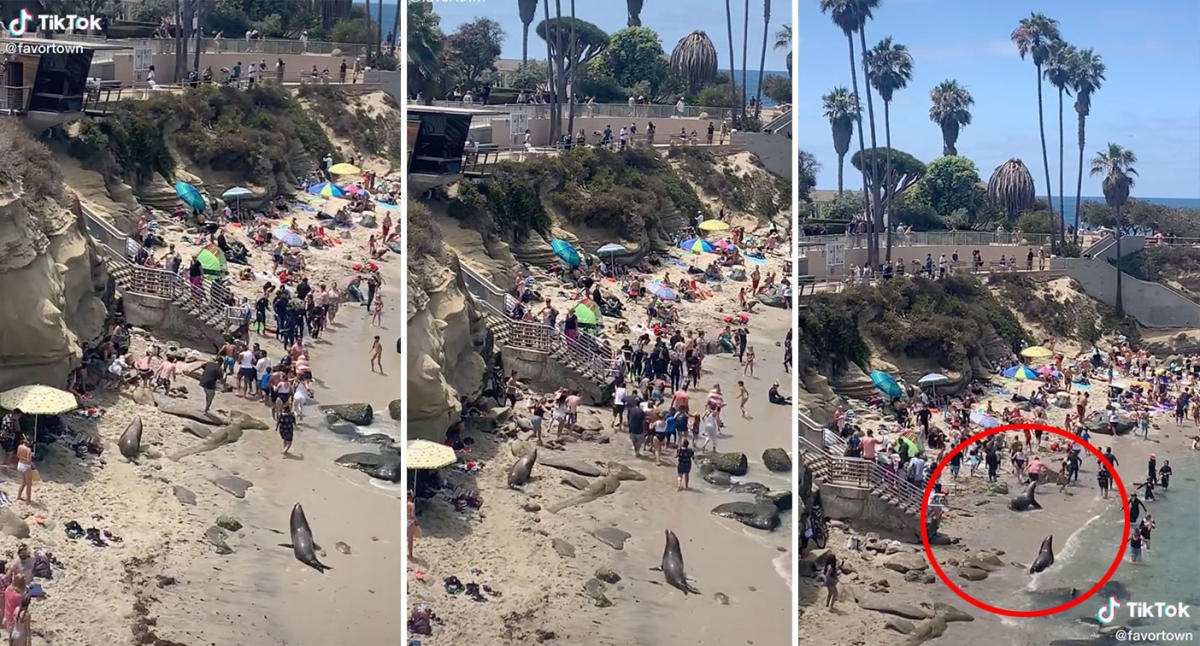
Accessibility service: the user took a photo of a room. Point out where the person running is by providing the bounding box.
[676,439,694,490]
[627,395,646,457]
[1159,460,1173,489]
[611,381,626,430]
[651,410,666,466]
[369,335,383,373]
[1146,454,1158,486]
[737,380,749,418]
[276,401,296,455]
[198,355,223,413]
[1139,515,1155,551]
[1097,465,1111,499]
[707,385,725,428]
[1129,532,1142,562]
[1128,492,1148,525]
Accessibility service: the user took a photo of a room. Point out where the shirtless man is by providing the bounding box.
[369,335,383,373]
[154,354,177,393]
[565,390,582,431]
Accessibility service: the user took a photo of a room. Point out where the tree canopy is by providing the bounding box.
[600,27,667,96]
[849,147,925,203]
[536,17,609,68]
[916,156,982,217]
[762,75,791,105]
[444,18,504,87]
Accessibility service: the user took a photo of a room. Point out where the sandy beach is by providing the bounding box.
[407,215,794,644]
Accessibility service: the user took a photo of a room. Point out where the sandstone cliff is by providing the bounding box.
[406,255,486,440]
[0,122,108,389]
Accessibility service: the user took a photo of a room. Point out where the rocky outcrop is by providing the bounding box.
[407,256,485,440]
[0,124,107,390]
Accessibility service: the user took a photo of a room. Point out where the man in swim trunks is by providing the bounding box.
[198,356,224,414]
[237,345,257,398]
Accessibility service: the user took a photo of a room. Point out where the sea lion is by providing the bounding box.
[1030,534,1054,574]
[118,417,143,460]
[546,474,621,513]
[1009,481,1042,511]
[283,503,332,573]
[659,529,699,595]
[508,448,537,488]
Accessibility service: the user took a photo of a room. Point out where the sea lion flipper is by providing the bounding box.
[278,543,294,549]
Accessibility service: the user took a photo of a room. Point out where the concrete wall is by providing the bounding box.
[123,293,225,349]
[104,51,359,84]
[1060,257,1200,328]
[744,132,791,179]
[820,482,923,540]
[486,115,721,148]
[802,241,1050,279]
[499,344,606,405]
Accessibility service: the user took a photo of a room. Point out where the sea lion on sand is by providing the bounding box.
[1009,482,1042,511]
[508,448,537,488]
[1030,535,1054,574]
[657,529,699,595]
[281,503,332,573]
[118,417,143,459]
[547,474,621,513]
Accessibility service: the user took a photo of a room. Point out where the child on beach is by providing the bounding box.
[743,346,756,377]
[676,440,694,490]
[738,381,749,418]
[276,401,295,455]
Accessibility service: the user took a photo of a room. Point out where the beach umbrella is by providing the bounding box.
[869,370,902,399]
[679,237,716,253]
[342,185,369,195]
[549,238,581,267]
[329,163,362,175]
[406,439,456,470]
[221,186,252,201]
[1021,346,1054,360]
[373,200,400,210]
[698,219,730,231]
[648,282,677,300]
[174,181,206,211]
[573,301,600,325]
[0,384,79,448]
[307,182,346,199]
[742,254,768,265]
[918,373,950,387]
[194,244,227,274]
[970,410,1002,429]
[714,240,739,250]
[273,227,305,247]
[596,243,626,262]
[1002,365,1038,381]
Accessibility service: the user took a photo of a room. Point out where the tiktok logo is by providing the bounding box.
[6,9,33,36]
[1098,596,1122,624]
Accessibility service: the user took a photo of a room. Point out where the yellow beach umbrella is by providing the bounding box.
[329,163,361,175]
[697,219,730,231]
[406,439,456,470]
[0,385,78,415]
[1021,346,1054,360]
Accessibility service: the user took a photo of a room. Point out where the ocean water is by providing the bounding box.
[1001,451,1200,642]
[1053,196,1200,218]
[721,69,790,107]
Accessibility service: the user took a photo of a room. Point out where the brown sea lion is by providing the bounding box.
[118,417,143,459]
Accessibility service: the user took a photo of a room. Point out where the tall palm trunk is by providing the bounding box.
[858,27,884,262]
[1056,86,1065,245]
[377,0,384,60]
[836,152,845,195]
[846,34,874,267]
[883,99,893,236]
[390,1,400,55]
[724,0,736,118]
[553,0,565,141]
[192,0,203,72]
[522,24,529,64]
[1114,205,1123,315]
[567,0,576,140]
[1035,65,1055,247]
[740,0,749,119]
[754,0,768,118]
[365,0,371,58]
[1074,110,1086,246]
[543,0,556,143]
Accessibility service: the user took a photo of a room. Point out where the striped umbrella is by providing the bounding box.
[1002,365,1038,381]
[174,181,206,211]
[679,237,716,253]
[307,182,346,198]
[550,239,581,267]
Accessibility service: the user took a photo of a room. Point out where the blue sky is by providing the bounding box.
[420,0,791,72]
[796,0,1200,198]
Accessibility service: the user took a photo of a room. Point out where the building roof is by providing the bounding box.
[0,36,135,51]
[406,104,504,117]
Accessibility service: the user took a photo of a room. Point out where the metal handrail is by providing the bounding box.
[420,99,735,121]
[69,34,369,57]
[0,85,32,113]
[798,433,926,513]
[799,231,1054,248]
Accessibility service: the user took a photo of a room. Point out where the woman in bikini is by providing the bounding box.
[407,495,419,559]
[15,439,33,503]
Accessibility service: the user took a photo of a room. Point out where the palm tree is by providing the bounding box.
[671,31,719,93]
[725,0,737,116]
[1012,13,1062,246]
[987,159,1036,223]
[407,1,444,102]
[820,0,878,266]
[774,24,792,79]
[753,0,770,117]
[543,0,556,141]
[741,0,750,118]
[865,36,913,255]
[390,0,401,55]
[928,80,973,156]
[1069,48,1105,246]
[627,0,643,26]
[378,0,384,60]
[853,0,884,259]
[822,87,861,196]
[519,0,538,64]
[1090,144,1137,316]
[567,0,577,139]
[1044,41,1075,245]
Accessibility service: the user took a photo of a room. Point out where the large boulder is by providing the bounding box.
[322,403,374,426]
[710,502,780,531]
[762,448,791,473]
[335,451,402,482]
[756,490,793,511]
[388,399,402,420]
[708,452,749,476]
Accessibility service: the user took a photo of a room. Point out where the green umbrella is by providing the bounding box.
[573,301,599,326]
[195,244,227,274]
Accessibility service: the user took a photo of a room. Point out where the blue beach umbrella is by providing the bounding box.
[307,182,346,198]
[272,227,305,247]
[970,410,1002,429]
[1002,365,1038,381]
[648,282,677,300]
[679,237,716,253]
[174,181,206,211]
[869,370,902,399]
[373,200,400,210]
[221,186,252,200]
[550,238,581,267]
